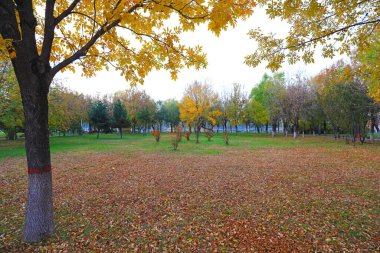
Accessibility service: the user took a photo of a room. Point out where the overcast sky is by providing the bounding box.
[57,8,344,101]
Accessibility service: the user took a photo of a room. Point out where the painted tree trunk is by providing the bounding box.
[19,78,54,242]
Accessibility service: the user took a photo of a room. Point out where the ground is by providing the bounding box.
[0,133,379,252]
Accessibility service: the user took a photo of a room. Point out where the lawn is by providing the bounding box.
[0,133,379,252]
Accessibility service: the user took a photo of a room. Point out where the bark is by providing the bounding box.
[119,127,123,139]
[271,123,277,137]
[196,126,200,143]
[18,77,54,243]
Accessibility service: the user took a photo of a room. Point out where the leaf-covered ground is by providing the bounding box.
[1,136,379,252]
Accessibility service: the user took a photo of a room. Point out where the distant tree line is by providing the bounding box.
[1,59,379,142]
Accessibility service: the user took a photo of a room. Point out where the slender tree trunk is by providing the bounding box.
[19,78,54,243]
[235,125,238,136]
[97,129,100,139]
[272,123,277,137]
[119,127,123,139]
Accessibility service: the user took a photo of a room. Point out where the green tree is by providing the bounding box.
[251,73,285,135]
[164,99,180,132]
[112,99,128,139]
[0,61,24,140]
[89,100,110,139]
[227,83,247,134]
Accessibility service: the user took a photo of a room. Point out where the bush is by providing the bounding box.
[171,126,182,150]
[152,130,161,142]
[185,131,191,141]
[176,125,182,141]
[204,129,214,141]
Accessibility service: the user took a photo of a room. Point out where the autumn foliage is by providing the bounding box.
[185,131,191,141]
[171,126,182,150]
[204,129,215,141]
[151,130,161,142]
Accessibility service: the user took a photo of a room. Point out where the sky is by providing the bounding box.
[57,8,345,101]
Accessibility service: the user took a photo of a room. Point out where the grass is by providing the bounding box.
[0,133,379,252]
[0,132,366,160]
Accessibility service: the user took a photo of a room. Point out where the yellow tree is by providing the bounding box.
[179,81,218,143]
[0,0,255,242]
[245,0,380,71]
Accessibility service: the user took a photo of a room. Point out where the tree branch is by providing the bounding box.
[40,0,56,63]
[272,18,380,56]
[51,2,145,76]
[55,0,81,26]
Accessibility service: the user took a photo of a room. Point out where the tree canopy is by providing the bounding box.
[245,0,380,71]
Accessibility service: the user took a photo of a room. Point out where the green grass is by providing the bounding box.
[0,132,378,160]
[0,132,363,159]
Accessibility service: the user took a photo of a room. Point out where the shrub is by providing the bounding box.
[204,129,215,141]
[171,126,182,150]
[176,125,182,141]
[152,130,161,142]
[185,131,191,141]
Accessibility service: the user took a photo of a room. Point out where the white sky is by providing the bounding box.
[57,8,345,101]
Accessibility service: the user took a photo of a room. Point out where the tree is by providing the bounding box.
[89,100,110,139]
[226,83,247,134]
[251,73,285,136]
[246,0,380,71]
[246,99,269,133]
[0,61,24,140]
[112,99,128,139]
[316,61,377,140]
[136,106,154,134]
[49,83,89,135]
[356,29,380,103]
[286,73,313,138]
[179,81,218,143]
[0,0,255,242]
[163,99,180,132]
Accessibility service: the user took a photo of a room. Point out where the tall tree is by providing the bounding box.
[112,99,128,139]
[163,99,180,132]
[89,100,110,139]
[227,83,247,134]
[251,73,285,136]
[286,73,313,138]
[246,0,380,71]
[316,61,377,139]
[0,0,254,242]
[179,81,218,143]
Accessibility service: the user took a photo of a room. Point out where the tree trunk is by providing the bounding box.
[235,125,238,136]
[19,78,54,243]
[272,123,276,137]
[97,129,100,139]
[119,127,123,139]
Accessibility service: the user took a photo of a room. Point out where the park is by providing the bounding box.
[0,0,380,252]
